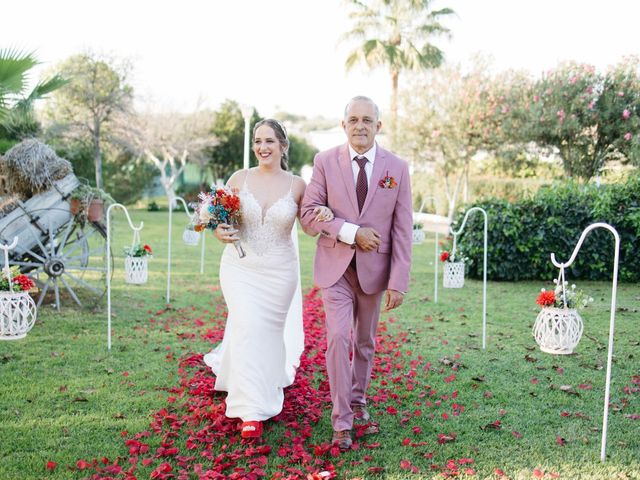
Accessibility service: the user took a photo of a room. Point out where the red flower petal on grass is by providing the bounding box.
[533,468,544,478]
[495,468,506,477]
[75,459,91,470]
[45,461,57,470]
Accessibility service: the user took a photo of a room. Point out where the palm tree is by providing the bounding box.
[342,0,455,142]
[0,48,67,137]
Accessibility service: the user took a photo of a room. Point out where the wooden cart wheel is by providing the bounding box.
[1,208,112,310]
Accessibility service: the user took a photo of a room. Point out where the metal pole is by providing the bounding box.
[200,229,206,275]
[434,232,438,303]
[449,207,488,349]
[166,201,173,304]
[243,116,250,170]
[106,203,143,351]
[550,222,620,462]
[166,196,195,302]
[482,212,488,350]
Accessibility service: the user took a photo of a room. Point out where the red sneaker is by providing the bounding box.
[240,421,263,438]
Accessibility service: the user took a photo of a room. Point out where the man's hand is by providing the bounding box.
[383,289,404,312]
[354,227,381,251]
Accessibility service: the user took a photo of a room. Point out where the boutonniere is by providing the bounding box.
[378,171,398,189]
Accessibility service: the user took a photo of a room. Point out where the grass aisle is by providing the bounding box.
[0,210,638,479]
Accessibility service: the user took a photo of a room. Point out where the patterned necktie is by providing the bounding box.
[354,156,368,213]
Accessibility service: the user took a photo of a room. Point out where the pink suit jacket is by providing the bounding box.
[301,143,413,294]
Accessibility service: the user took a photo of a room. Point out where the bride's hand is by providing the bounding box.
[313,206,334,222]
[214,223,239,243]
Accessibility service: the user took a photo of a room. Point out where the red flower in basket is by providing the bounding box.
[143,244,153,255]
[536,290,556,307]
[12,274,35,292]
[440,251,450,262]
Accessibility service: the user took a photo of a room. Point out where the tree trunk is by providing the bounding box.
[93,119,102,189]
[390,70,399,148]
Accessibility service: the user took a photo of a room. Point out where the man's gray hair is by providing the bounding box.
[344,96,380,120]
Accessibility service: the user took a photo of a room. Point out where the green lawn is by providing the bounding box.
[0,210,638,479]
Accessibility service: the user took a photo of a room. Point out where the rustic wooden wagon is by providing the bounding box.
[0,173,110,310]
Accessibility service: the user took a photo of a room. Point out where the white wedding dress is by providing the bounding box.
[203,173,304,421]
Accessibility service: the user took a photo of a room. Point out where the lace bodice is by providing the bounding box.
[237,179,298,256]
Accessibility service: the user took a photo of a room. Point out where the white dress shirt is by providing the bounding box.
[336,144,377,244]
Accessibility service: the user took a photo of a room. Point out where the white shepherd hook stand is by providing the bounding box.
[449,207,488,349]
[548,222,620,463]
[106,204,144,351]
[166,196,206,304]
[413,197,450,304]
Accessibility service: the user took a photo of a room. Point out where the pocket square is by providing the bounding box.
[378,172,397,189]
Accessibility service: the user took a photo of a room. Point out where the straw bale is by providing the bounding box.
[0,194,23,217]
[2,139,73,197]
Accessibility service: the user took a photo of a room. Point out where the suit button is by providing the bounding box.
[321,230,329,236]
[351,244,356,249]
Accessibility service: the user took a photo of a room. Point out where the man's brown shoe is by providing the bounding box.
[352,404,371,422]
[331,429,352,451]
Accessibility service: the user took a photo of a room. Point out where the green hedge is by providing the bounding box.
[458,175,640,282]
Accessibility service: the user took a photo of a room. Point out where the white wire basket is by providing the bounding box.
[0,291,37,340]
[533,307,584,355]
[412,229,425,245]
[182,228,200,246]
[443,261,465,288]
[124,256,149,285]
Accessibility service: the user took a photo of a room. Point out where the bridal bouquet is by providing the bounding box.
[193,186,245,258]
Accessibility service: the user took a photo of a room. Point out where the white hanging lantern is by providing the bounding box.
[412,228,425,245]
[182,228,200,246]
[0,291,37,340]
[443,261,465,288]
[533,307,584,354]
[125,256,148,284]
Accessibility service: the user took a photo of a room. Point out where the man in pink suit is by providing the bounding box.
[301,96,413,450]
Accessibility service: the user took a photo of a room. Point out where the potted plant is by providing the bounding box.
[69,184,113,222]
[440,249,467,288]
[533,278,593,354]
[412,223,425,245]
[123,243,152,285]
[0,266,37,340]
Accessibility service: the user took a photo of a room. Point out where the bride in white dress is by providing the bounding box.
[203,119,332,439]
